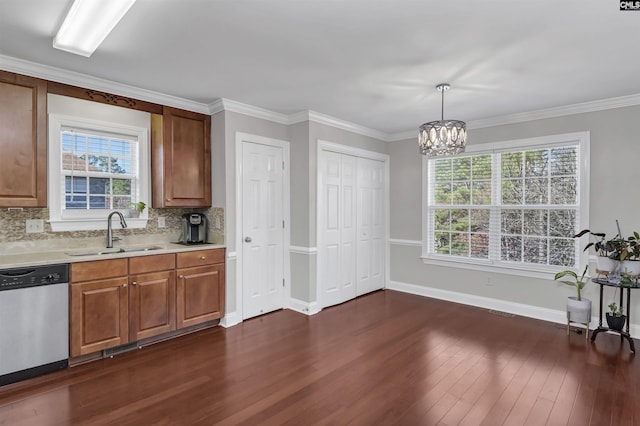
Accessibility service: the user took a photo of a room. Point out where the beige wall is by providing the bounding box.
[216,111,289,314]
[218,113,388,311]
[387,104,640,333]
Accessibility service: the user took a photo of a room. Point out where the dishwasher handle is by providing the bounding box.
[0,269,36,278]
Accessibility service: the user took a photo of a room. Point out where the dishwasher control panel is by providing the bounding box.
[0,264,69,291]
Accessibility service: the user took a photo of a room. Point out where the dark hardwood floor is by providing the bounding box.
[1,289,638,425]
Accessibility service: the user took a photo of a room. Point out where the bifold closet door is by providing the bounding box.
[356,157,385,296]
[320,150,385,309]
[319,151,357,308]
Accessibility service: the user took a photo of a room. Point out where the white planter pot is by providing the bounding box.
[622,260,640,277]
[125,209,140,218]
[596,256,618,274]
[567,297,591,324]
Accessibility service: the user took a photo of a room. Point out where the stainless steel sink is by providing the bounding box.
[66,246,164,256]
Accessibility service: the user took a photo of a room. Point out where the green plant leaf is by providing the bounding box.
[554,270,577,281]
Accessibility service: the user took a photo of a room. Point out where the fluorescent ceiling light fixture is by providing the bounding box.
[53,0,136,57]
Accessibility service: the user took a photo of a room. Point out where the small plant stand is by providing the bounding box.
[590,278,637,353]
[567,317,590,341]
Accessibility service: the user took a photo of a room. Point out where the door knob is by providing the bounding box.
[244,237,252,243]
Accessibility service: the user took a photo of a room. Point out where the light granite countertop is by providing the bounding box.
[0,242,226,269]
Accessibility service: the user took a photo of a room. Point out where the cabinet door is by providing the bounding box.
[176,264,225,328]
[70,277,129,357]
[129,270,176,341]
[151,107,211,208]
[0,71,47,207]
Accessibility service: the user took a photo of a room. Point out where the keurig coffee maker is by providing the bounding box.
[180,213,208,244]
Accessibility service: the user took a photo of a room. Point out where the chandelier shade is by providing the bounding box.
[418,84,467,156]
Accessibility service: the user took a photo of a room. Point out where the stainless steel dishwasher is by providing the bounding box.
[0,263,69,386]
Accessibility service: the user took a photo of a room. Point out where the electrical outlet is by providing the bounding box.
[157,216,166,228]
[26,219,44,233]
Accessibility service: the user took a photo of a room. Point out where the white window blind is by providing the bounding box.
[61,128,138,214]
[423,132,589,276]
[48,113,149,232]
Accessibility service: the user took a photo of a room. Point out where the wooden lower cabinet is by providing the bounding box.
[128,254,176,342]
[70,254,176,357]
[129,270,176,341]
[70,277,129,357]
[177,264,225,328]
[70,249,224,358]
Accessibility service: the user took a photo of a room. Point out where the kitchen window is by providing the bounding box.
[422,132,590,278]
[48,114,149,231]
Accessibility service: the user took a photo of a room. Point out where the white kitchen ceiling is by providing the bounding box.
[1,0,639,136]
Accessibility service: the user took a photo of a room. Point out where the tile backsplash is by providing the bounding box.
[0,207,224,254]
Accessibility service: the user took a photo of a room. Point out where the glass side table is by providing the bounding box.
[590,277,638,353]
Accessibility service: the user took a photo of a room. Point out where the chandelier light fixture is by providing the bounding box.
[418,83,467,156]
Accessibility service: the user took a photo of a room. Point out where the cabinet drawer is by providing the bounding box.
[129,253,176,274]
[71,258,128,282]
[176,249,224,268]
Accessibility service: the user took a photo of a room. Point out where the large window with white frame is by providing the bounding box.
[48,114,149,231]
[422,132,590,277]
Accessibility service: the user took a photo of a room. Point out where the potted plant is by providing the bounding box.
[619,232,640,276]
[573,229,621,274]
[127,201,146,218]
[606,302,626,331]
[554,265,592,326]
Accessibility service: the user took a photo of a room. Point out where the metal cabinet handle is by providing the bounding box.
[166,198,172,202]
[200,256,206,261]
[123,283,128,288]
[245,237,252,243]
[132,281,138,286]
[178,275,184,279]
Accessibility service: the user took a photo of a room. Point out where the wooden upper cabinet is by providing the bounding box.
[0,71,47,207]
[151,106,211,208]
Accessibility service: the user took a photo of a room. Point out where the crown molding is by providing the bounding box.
[5,53,640,140]
[386,92,640,141]
[387,130,415,142]
[466,93,640,129]
[209,100,389,141]
[208,98,290,124]
[304,110,388,141]
[0,54,210,114]
[287,110,311,124]
[209,98,225,115]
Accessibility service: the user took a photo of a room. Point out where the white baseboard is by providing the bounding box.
[387,280,640,338]
[288,298,320,316]
[220,312,241,328]
[220,300,321,326]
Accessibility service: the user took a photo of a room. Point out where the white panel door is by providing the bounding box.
[356,157,385,296]
[319,151,357,308]
[242,142,284,319]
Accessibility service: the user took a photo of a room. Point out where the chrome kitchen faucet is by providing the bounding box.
[106,211,128,248]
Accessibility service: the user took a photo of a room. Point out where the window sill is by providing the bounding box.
[420,254,572,280]
[50,218,148,232]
